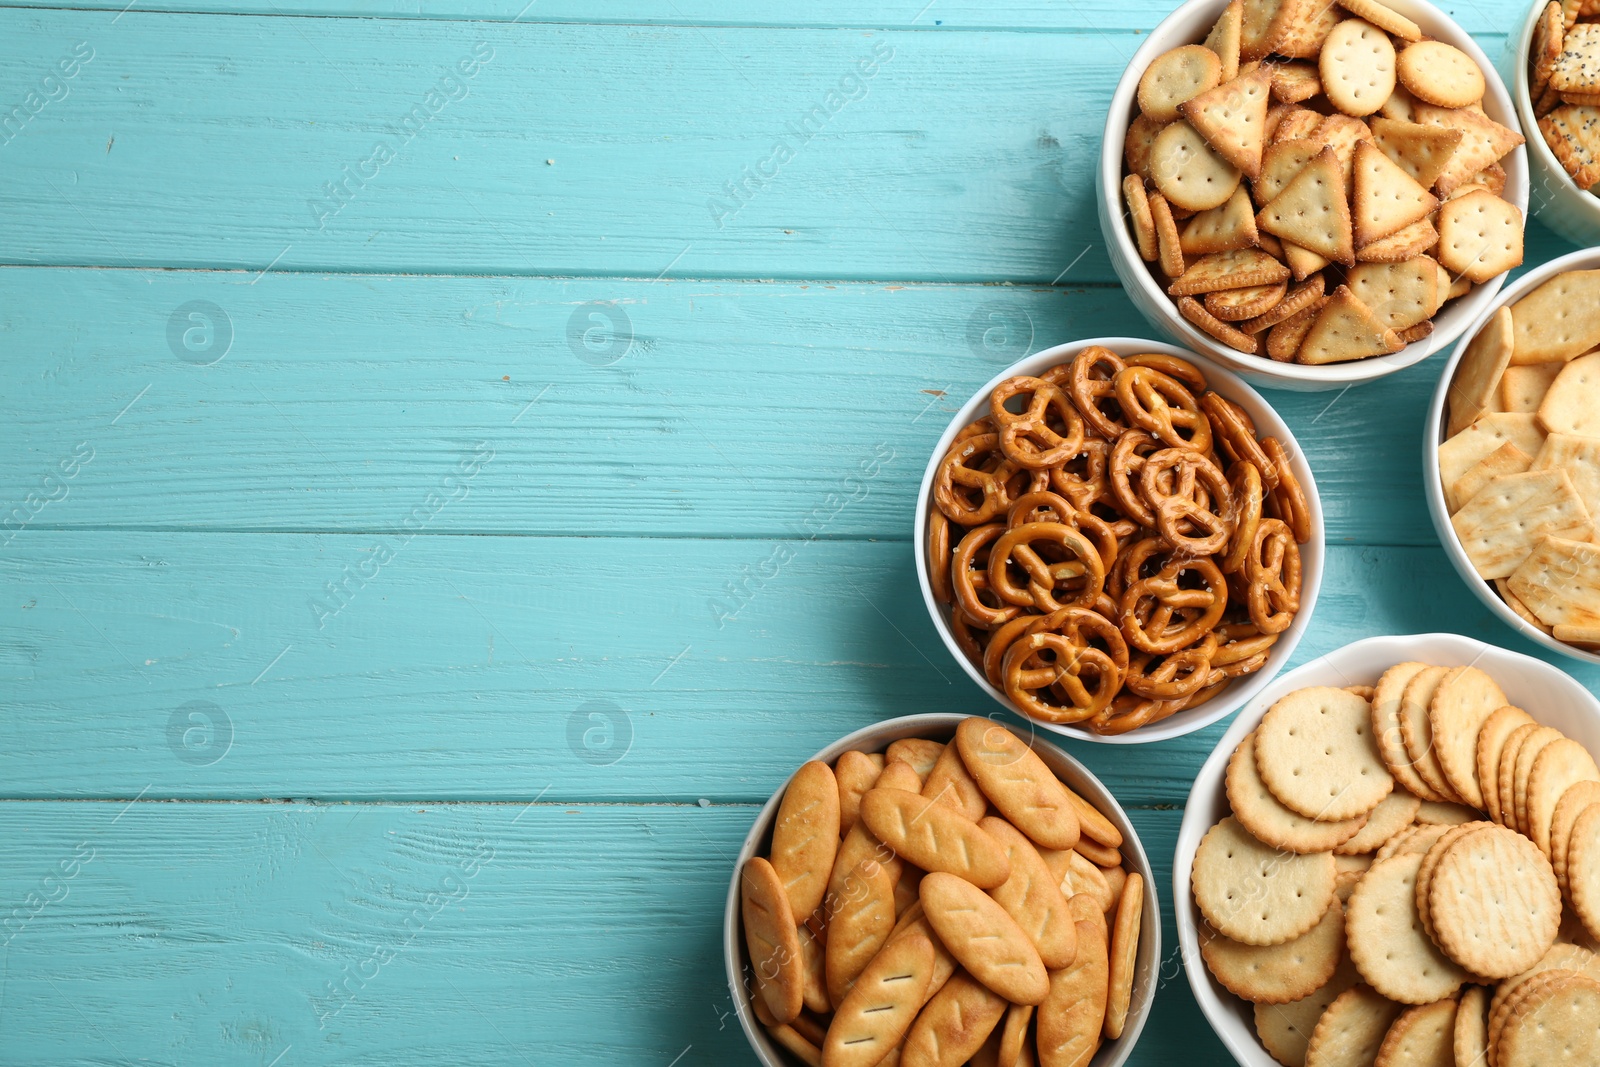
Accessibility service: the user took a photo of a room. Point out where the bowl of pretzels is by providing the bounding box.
[914,338,1324,743]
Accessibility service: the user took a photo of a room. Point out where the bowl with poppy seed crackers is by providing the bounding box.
[1099,0,1530,390]
[725,713,1161,1067]
[1510,0,1600,245]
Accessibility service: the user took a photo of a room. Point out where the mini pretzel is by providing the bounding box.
[1108,430,1163,527]
[989,376,1086,470]
[1049,437,1111,511]
[1245,516,1301,635]
[1006,493,1122,577]
[1262,437,1312,543]
[934,434,1016,525]
[1114,366,1214,453]
[1119,556,1228,654]
[1138,447,1234,556]
[928,510,954,603]
[1126,352,1208,394]
[986,521,1106,613]
[951,523,1024,628]
[1124,632,1218,700]
[1001,632,1122,723]
[1024,604,1131,675]
[1220,460,1262,575]
[1064,347,1130,438]
[983,614,1043,687]
[1200,392,1278,491]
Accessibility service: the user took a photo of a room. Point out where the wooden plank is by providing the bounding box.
[0,14,1541,280]
[4,531,1593,801]
[0,0,1528,33]
[0,799,1223,1065]
[3,268,1468,546]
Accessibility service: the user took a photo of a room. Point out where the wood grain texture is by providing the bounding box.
[0,267,1522,546]
[0,801,1229,1065]
[0,14,1556,280]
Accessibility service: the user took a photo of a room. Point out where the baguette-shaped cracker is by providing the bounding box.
[742,856,805,1024]
[900,969,1008,1067]
[860,787,1011,888]
[955,718,1081,851]
[826,858,899,1008]
[772,761,841,921]
[835,750,883,836]
[922,742,989,822]
[822,928,936,1067]
[921,872,1050,1005]
[981,816,1079,969]
[1037,920,1110,1067]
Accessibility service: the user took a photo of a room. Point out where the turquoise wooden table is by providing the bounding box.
[3,0,1598,1062]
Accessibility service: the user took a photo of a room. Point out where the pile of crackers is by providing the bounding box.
[1528,0,1600,189]
[1121,0,1525,363]
[740,718,1141,1067]
[1191,662,1600,1067]
[1441,267,1600,653]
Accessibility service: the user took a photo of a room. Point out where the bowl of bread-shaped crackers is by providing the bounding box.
[1100,0,1530,391]
[1175,632,1600,1067]
[726,713,1160,1067]
[1427,247,1600,666]
[1512,0,1600,247]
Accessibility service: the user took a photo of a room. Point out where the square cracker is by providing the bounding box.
[1509,269,1600,364]
[1448,441,1532,513]
[1537,352,1600,437]
[1451,469,1593,579]
[1502,363,1565,413]
[1550,23,1600,93]
[1533,433,1600,520]
[1438,413,1549,489]
[1508,536,1600,626]
[1537,106,1600,189]
[1448,305,1514,436]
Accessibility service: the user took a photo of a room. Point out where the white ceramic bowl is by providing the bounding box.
[914,338,1325,744]
[1425,246,1600,667]
[724,713,1161,1067]
[1099,0,1531,392]
[1505,0,1600,247]
[1174,633,1600,1066]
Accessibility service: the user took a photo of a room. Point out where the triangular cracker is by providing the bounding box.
[1447,305,1513,436]
[1509,269,1600,365]
[1254,138,1320,205]
[1538,105,1600,189]
[1274,107,1325,144]
[1451,469,1594,579]
[1257,146,1355,265]
[1370,117,1463,190]
[1167,247,1290,295]
[1346,257,1440,332]
[1313,113,1374,182]
[1412,105,1526,196]
[1282,239,1331,280]
[1269,60,1322,104]
[1352,140,1439,246]
[1239,0,1286,61]
[1180,187,1261,254]
[1205,0,1245,81]
[1357,217,1439,262]
[1297,284,1403,363]
[1182,68,1274,178]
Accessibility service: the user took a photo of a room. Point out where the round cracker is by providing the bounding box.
[1373,662,1444,802]
[1254,956,1362,1067]
[1427,665,1508,810]
[1193,816,1337,946]
[1138,43,1224,123]
[1374,996,1457,1067]
[1413,801,1479,825]
[1568,805,1600,946]
[1397,666,1462,805]
[1149,119,1243,212]
[1415,821,1494,945]
[1304,984,1404,1066]
[1347,852,1470,1004]
[1487,943,1600,1043]
[1511,727,1566,838]
[1376,822,1451,863]
[1497,723,1543,832]
[1257,686,1395,821]
[1453,984,1490,1067]
[1396,41,1485,109]
[1201,901,1345,1004]
[1336,789,1422,856]
[1429,824,1561,979]
[1477,705,1535,825]
[1495,971,1600,1067]
[1319,18,1397,118]
[1230,730,1371,853]
[1551,780,1600,900]
[1526,738,1600,855]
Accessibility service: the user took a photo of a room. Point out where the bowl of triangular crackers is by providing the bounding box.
[1100,0,1531,391]
[1515,0,1600,246]
[1427,247,1600,666]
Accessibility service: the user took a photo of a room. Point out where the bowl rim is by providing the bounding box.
[1510,0,1600,222]
[1172,632,1600,1066]
[1423,245,1600,667]
[721,712,1162,1067]
[1097,0,1530,385]
[912,337,1326,744]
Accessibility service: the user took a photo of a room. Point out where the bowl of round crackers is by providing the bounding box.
[725,713,1160,1067]
[915,338,1325,743]
[1511,0,1600,247]
[1099,0,1531,391]
[1174,632,1600,1067]
[1426,246,1600,666]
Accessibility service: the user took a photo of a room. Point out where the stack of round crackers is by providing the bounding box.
[1439,266,1600,655]
[1121,0,1525,363]
[740,718,1144,1067]
[1191,662,1600,1067]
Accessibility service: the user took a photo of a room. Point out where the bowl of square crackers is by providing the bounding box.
[1513,0,1600,247]
[726,713,1160,1067]
[1427,247,1600,665]
[1175,632,1600,1067]
[1100,0,1530,390]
